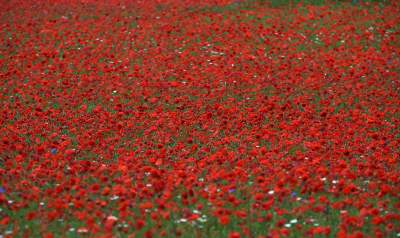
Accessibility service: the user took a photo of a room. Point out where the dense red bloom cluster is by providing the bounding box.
[1,0,399,237]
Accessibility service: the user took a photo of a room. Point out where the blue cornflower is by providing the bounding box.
[50,148,57,154]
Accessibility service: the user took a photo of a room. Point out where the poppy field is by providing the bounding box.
[1,0,400,237]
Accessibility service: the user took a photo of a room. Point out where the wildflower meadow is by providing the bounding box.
[0,0,399,237]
